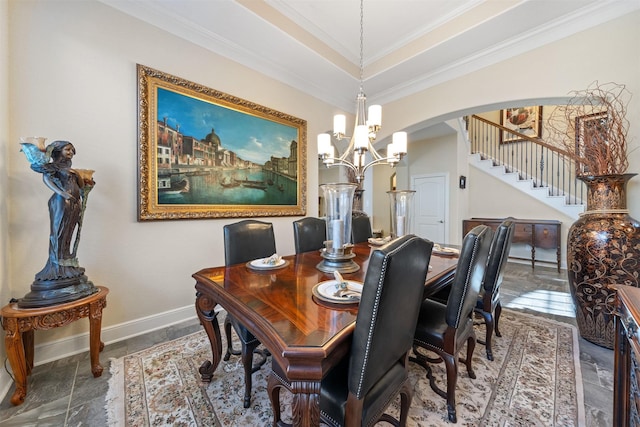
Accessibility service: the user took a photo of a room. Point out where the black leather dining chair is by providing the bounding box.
[268,234,434,427]
[351,215,373,244]
[427,220,515,361]
[411,225,492,423]
[222,219,276,408]
[293,217,326,253]
[474,219,515,360]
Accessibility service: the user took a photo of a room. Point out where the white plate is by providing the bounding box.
[368,236,392,246]
[247,257,288,270]
[312,280,363,304]
[433,247,459,256]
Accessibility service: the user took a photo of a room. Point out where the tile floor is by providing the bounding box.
[0,262,614,426]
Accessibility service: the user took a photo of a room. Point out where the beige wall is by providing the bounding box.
[404,132,458,242]
[3,0,640,389]
[0,0,9,393]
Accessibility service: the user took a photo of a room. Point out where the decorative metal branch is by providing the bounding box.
[547,81,632,176]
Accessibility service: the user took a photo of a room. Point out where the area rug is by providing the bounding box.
[105,309,585,426]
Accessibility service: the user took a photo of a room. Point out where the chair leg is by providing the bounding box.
[267,373,283,427]
[474,309,496,361]
[442,353,458,423]
[240,341,261,408]
[223,315,240,361]
[465,336,476,379]
[483,312,495,361]
[398,379,413,427]
[379,378,412,427]
[411,346,447,400]
[494,302,502,337]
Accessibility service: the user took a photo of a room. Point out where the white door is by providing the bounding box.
[412,174,448,243]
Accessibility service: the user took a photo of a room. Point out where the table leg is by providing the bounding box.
[291,381,321,427]
[3,318,28,406]
[23,330,34,376]
[195,291,223,382]
[88,299,105,378]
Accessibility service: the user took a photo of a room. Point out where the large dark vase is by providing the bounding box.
[567,173,640,348]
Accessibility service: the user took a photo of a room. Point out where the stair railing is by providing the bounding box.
[468,114,585,206]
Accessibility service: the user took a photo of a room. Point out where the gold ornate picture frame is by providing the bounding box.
[137,65,307,221]
[500,106,542,143]
[575,111,608,176]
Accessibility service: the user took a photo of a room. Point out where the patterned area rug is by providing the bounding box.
[105,309,585,426]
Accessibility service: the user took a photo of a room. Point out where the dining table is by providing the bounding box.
[192,241,459,427]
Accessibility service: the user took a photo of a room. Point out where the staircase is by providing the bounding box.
[466,115,586,220]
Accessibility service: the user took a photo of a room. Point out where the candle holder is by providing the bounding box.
[317,183,360,273]
[388,190,415,238]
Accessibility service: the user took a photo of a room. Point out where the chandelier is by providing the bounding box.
[317,0,407,184]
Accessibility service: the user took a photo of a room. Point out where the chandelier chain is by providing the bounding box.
[317,0,407,184]
[359,0,364,92]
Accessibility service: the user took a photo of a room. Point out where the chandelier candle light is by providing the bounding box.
[317,0,407,184]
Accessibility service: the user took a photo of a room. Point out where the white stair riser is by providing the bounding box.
[470,154,584,220]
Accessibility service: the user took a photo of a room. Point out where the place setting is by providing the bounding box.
[367,235,392,246]
[312,271,363,306]
[432,243,460,257]
[246,253,289,271]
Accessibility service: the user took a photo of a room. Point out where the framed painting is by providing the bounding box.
[500,106,542,143]
[137,65,307,220]
[575,111,608,176]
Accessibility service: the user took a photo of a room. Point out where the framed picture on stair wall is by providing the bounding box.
[574,111,609,176]
[500,106,542,143]
[136,64,307,221]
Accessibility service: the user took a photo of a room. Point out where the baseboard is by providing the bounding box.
[32,304,201,366]
[0,369,12,404]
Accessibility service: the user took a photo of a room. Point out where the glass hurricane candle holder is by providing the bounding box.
[388,190,415,238]
[317,183,359,273]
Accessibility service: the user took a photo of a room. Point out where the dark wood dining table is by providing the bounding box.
[193,241,458,427]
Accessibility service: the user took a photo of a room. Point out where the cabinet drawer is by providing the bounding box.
[535,225,559,249]
[463,220,496,235]
[618,292,640,426]
[512,223,532,243]
[619,299,640,349]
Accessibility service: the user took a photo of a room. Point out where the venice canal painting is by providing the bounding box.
[156,87,299,206]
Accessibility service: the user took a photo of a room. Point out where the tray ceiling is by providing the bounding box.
[100,0,639,111]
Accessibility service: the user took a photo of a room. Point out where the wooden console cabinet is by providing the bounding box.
[614,285,640,427]
[463,218,561,272]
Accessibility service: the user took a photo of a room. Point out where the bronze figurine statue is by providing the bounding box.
[18,137,97,308]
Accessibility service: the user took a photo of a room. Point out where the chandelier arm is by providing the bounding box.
[323,157,357,171]
[360,157,399,176]
[367,144,384,161]
[337,136,358,162]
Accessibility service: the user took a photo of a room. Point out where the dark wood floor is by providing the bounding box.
[0,261,613,426]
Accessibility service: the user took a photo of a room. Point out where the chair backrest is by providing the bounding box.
[223,219,276,266]
[351,215,373,243]
[348,235,433,399]
[445,225,492,328]
[292,217,326,254]
[482,219,515,294]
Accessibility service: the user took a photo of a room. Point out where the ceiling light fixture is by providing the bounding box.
[317,0,407,184]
